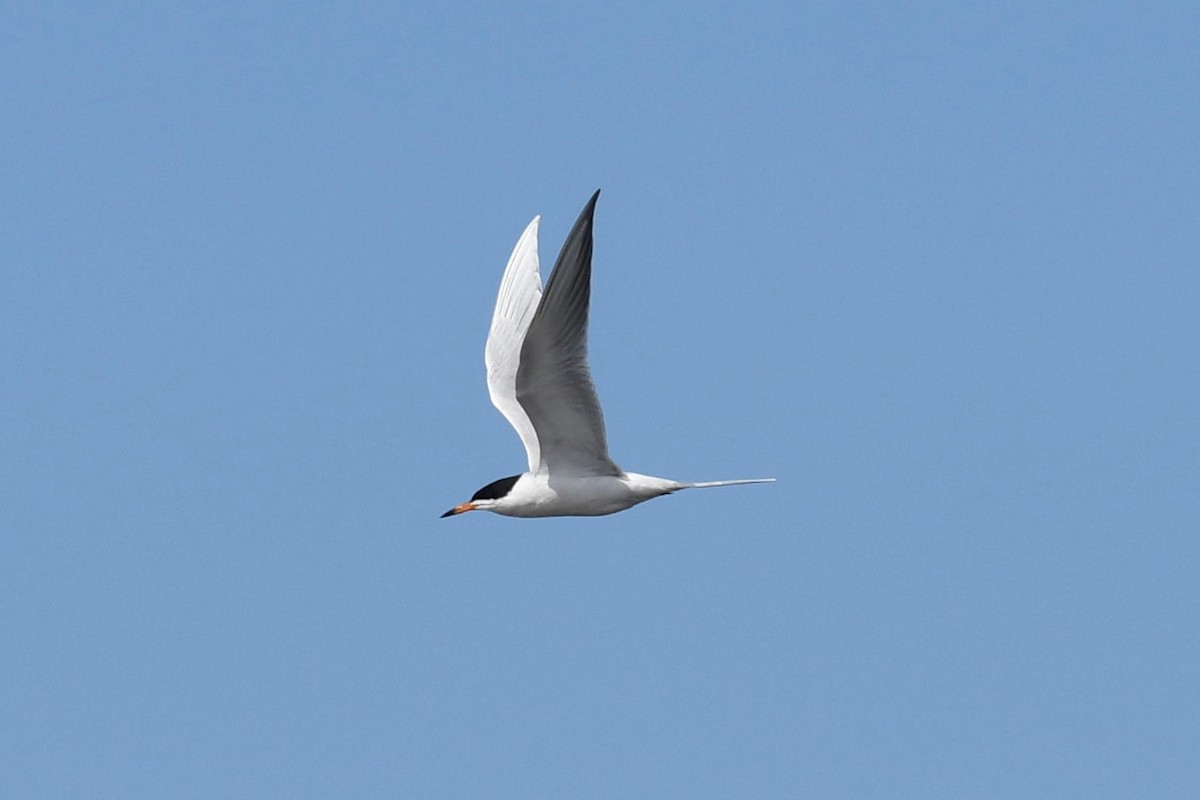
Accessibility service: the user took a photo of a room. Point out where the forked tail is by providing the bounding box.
[685,478,776,489]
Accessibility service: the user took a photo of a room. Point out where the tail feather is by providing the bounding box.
[685,478,776,489]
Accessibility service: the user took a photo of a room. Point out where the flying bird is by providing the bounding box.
[442,191,774,518]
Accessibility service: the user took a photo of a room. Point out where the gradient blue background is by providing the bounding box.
[3,3,1197,797]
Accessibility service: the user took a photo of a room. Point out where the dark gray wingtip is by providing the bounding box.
[539,191,602,316]
[574,189,600,226]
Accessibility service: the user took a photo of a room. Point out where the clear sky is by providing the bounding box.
[2,2,1197,797]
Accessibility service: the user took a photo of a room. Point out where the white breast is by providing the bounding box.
[495,472,682,517]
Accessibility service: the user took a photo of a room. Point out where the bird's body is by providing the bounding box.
[442,191,773,519]
[468,472,682,518]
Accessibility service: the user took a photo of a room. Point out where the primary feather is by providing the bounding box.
[516,190,620,477]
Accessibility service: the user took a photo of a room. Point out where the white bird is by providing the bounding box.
[442,191,774,519]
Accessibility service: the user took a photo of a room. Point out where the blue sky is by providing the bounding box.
[2,2,1197,797]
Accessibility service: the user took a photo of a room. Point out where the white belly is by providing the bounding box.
[496,472,681,518]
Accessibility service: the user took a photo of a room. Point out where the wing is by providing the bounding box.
[516,190,621,477]
[485,215,543,473]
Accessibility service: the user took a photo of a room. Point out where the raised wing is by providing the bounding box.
[516,190,621,477]
[485,216,543,473]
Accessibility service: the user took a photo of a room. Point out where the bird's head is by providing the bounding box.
[440,474,522,518]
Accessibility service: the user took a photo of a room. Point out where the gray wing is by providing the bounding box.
[485,216,543,473]
[516,190,622,477]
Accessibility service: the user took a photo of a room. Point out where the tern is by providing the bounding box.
[441,191,774,519]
